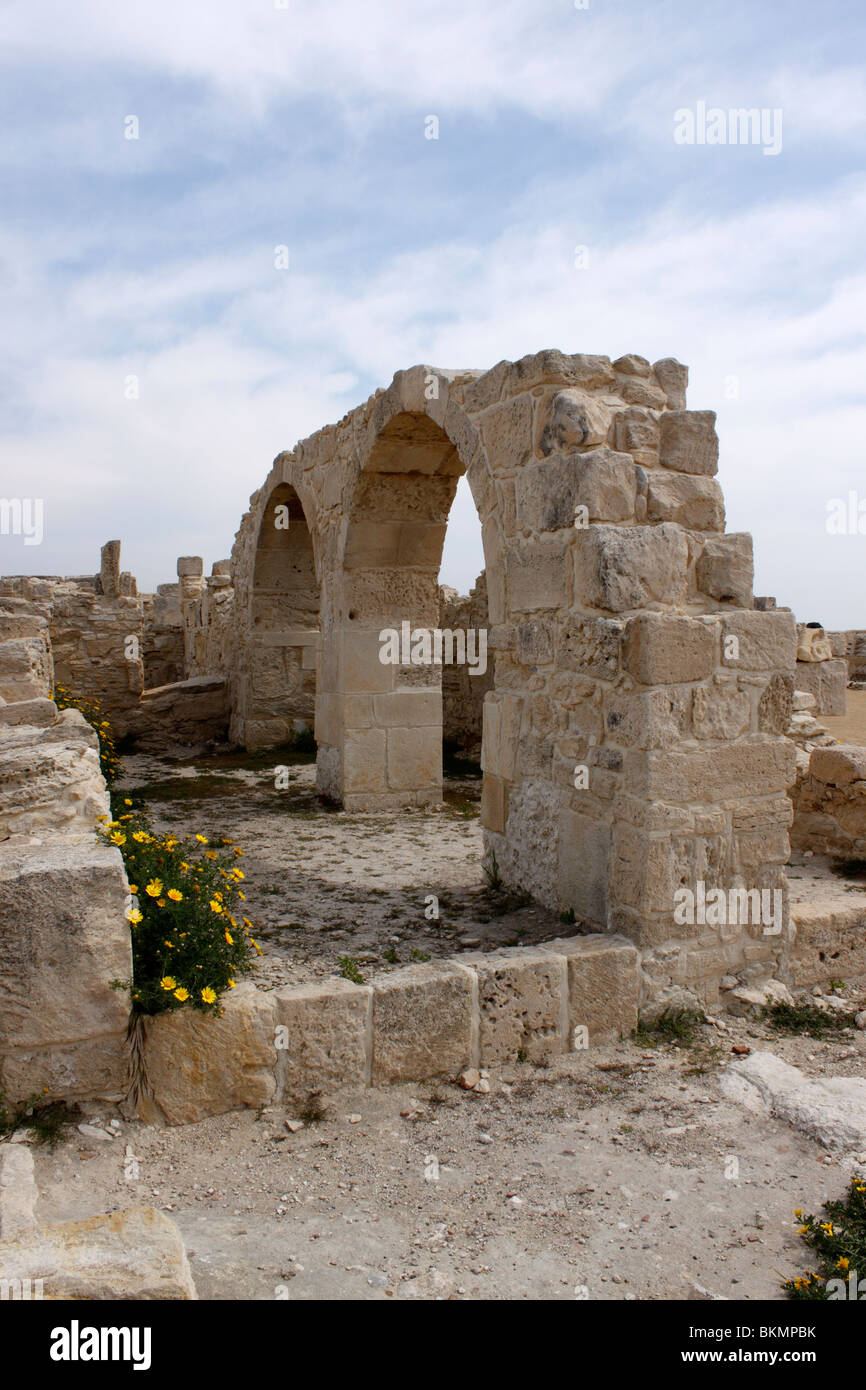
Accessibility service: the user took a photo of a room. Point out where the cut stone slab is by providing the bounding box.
[370,962,473,1084]
[0,1145,38,1240]
[0,1206,196,1299]
[0,840,131,1104]
[540,935,640,1046]
[726,979,793,1019]
[141,983,277,1125]
[467,948,566,1065]
[720,1051,866,1151]
[274,979,371,1106]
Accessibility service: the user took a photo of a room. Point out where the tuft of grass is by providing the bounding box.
[383,946,399,964]
[762,1001,858,1038]
[338,955,364,984]
[483,849,503,892]
[633,1008,706,1048]
[0,1092,80,1148]
[410,948,431,962]
[784,1176,866,1299]
[559,907,576,925]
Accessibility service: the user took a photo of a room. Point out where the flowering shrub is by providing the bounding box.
[53,682,121,785]
[784,1176,866,1298]
[97,804,257,1016]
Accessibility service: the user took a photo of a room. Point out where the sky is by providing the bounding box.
[1,0,865,622]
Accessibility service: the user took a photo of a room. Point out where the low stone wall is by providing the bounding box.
[792,658,848,716]
[135,675,229,750]
[140,936,640,1125]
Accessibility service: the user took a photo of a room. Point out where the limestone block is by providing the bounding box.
[370,963,473,1084]
[176,556,204,578]
[0,636,53,702]
[574,523,688,612]
[659,410,719,475]
[538,389,609,455]
[612,353,651,377]
[791,658,847,716]
[477,393,534,470]
[0,721,107,837]
[652,358,689,409]
[516,449,636,531]
[0,697,58,728]
[610,822,678,916]
[343,726,387,793]
[517,618,553,666]
[481,693,522,780]
[100,539,121,598]
[541,935,640,1045]
[629,738,796,804]
[618,376,667,409]
[757,672,794,735]
[646,472,725,531]
[0,1207,196,1300]
[505,538,570,613]
[142,984,278,1125]
[611,406,659,466]
[0,612,49,641]
[721,610,797,672]
[604,685,692,749]
[386,725,441,791]
[557,809,610,925]
[558,614,622,679]
[622,613,716,686]
[809,744,866,788]
[372,690,440,727]
[480,773,509,833]
[692,682,751,739]
[783,901,866,989]
[0,1146,38,1240]
[274,980,371,1105]
[0,840,130,1103]
[696,533,754,607]
[470,949,565,1064]
[720,1052,866,1153]
[342,628,395,694]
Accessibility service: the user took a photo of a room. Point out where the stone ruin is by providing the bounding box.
[2,347,866,1124]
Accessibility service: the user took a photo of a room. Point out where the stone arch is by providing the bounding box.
[231,465,321,750]
[312,369,501,809]
[233,351,797,1005]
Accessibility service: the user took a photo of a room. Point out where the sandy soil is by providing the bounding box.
[822,686,866,745]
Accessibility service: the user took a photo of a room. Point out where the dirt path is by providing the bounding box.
[822,687,866,745]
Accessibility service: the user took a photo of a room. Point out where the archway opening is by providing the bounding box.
[246,482,319,750]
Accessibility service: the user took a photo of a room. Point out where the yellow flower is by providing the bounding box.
[228,978,236,988]
[820,1222,834,1236]
[132,831,150,843]
[794,1209,803,1219]
[109,831,126,845]
[128,884,138,894]
[209,899,223,914]
[201,987,217,1004]
[238,891,246,901]
[205,850,218,861]
[251,939,262,955]
[173,987,189,1002]
[124,798,132,806]
[167,888,183,902]
[837,1257,850,1270]
[224,929,234,945]
[798,1225,809,1235]
[164,838,178,850]
[127,908,143,924]
[145,879,163,897]
[157,898,166,908]
[195,834,208,844]
[180,861,190,871]
[160,976,177,991]
[232,868,245,880]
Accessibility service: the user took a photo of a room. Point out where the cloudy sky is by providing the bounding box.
[1,0,864,622]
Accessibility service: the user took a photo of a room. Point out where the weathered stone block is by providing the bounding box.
[653,358,688,409]
[646,472,725,531]
[791,658,847,716]
[659,410,719,475]
[471,949,565,1064]
[721,610,797,672]
[558,614,622,679]
[541,935,640,1044]
[538,389,609,455]
[622,613,716,685]
[573,524,688,612]
[506,538,570,612]
[0,1207,197,1300]
[370,963,473,1083]
[386,725,441,790]
[274,980,371,1105]
[696,533,754,607]
[142,984,278,1125]
[480,773,509,832]
[557,809,610,925]
[611,407,659,466]
[0,840,130,1103]
[809,744,866,788]
[629,738,796,804]
[0,636,53,702]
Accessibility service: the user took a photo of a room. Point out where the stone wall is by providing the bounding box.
[440,573,493,757]
[0,618,131,1104]
[791,744,866,862]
